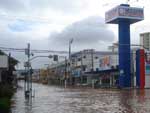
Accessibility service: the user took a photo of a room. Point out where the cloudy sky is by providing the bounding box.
[0,0,150,69]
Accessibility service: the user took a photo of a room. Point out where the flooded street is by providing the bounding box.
[11,82,150,113]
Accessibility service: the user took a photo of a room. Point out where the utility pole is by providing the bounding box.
[64,56,67,88]
[25,43,32,103]
[91,49,94,72]
[81,51,83,84]
[27,43,30,98]
[69,38,73,85]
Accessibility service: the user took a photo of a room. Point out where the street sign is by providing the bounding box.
[24,62,31,67]
[25,48,29,55]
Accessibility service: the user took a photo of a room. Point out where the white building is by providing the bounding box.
[71,49,118,73]
[70,49,119,86]
[140,32,150,50]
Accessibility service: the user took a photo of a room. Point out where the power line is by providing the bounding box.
[0,46,69,54]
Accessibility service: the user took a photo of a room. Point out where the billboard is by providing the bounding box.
[99,55,118,71]
[99,56,111,70]
[105,5,144,24]
[0,55,8,68]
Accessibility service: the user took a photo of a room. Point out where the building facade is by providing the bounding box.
[47,49,119,87]
[140,32,150,50]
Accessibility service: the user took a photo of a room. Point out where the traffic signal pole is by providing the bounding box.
[25,43,32,104]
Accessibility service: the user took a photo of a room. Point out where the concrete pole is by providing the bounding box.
[92,79,95,89]
[91,50,94,72]
[81,51,83,84]
[27,43,32,104]
[110,76,112,87]
[0,70,1,83]
[64,57,67,88]
[69,39,73,85]
[99,77,102,86]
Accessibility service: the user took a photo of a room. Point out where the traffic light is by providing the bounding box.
[53,55,58,61]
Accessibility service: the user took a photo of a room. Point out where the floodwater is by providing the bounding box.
[11,82,150,113]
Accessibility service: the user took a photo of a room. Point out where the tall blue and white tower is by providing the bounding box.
[105,4,144,88]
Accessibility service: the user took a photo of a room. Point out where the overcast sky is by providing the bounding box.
[0,0,150,69]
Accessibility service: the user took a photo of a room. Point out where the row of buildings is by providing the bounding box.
[17,32,150,88]
[31,48,119,87]
[32,32,150,88]
[22,49,119,87]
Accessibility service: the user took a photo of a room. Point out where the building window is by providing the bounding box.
[95,56,98,59]
[83,56,86,58]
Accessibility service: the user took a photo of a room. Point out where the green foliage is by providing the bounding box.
[0,84,14,98]
[0,84,14,113]
[0,98,10,109]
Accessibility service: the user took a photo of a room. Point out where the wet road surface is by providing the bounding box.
[11,82,150,113]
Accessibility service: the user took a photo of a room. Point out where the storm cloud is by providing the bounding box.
[0,0,88,14]
[0,0,148,69]
[49,16,115,50]
[0,0,25,12]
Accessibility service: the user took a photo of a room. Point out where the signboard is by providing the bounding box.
[145,63,150,75]
[105,4,144,24]
[105,6,119,23]
[0,55,8,68]
[99,55,118,71]
[24,62,31,67]
[99,56,111,70]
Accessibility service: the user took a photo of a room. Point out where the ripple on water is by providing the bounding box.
[11,82,150,113]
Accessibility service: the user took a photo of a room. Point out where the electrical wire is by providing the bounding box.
[0,46,69,54]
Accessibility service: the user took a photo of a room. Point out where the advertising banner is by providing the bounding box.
[99,56,111,70]
[99,55,118,71]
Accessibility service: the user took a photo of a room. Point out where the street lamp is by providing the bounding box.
[69,38,74,59]
[69,38,73,85]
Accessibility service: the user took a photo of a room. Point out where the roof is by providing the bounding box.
[71,50,118,57]
[0,50,19,65]
[140,32,150,36]
[85,69,119,75]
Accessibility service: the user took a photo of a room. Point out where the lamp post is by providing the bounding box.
[69,38,73,85]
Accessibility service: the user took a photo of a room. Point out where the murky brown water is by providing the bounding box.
[11,82,150,113]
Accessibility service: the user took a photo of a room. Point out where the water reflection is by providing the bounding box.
[11,82,150,113]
